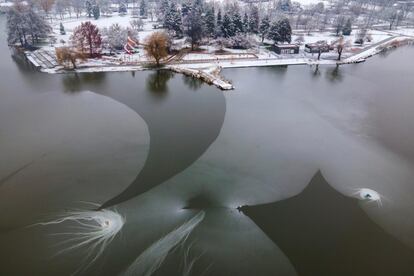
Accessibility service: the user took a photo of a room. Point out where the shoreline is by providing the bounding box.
[24,36,413,91]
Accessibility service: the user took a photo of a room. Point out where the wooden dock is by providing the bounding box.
[25,50,59,70]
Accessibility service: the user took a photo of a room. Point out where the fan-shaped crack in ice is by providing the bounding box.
[31,203,125,275]
[123,211,205,276]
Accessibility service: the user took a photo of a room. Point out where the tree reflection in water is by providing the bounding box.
[326,64,343,82]
[62,72,107,93]
[11,54,36,74]
[146,70,174,96]
[182,75,203,91]
[62,73,82,93]
[312,64,321,77]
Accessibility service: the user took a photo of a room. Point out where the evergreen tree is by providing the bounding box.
[334,16,345,36]
[164,2,182,37]
[215,9,223,37]
[139,0,147,16]
[172,5,183,36]
[267,20,281,44]
[204,6,215,37]
[93,4,100,19]
[193,0,204,13]
[183,0,204,49]
[181,1,191,17]
[85,0,94,18]
[159,0,170,18]
[222,13,235,37]
[243,12,249,33]
[60,22,66,35]
[342,18,352,35]
[278,18,292,43]
[277,0,292,12]
[118,2,127,14]
[248,5,259,34]
[259,15,270,42]
[232,11,243,34]
[267,18,291,44]
[164,3,173,29]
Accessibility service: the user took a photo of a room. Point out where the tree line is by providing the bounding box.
[160,0,293,49]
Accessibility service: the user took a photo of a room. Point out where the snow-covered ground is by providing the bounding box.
[42,11,408,63]
[342,36,413,63]
[207,0,325,6]
[292,0,326,5]
[384,27,414,37]
[182,53,257,61]
[49,13,157,49]
[0,0,27,12]
[22,10,414,92]
[291,30,392,47]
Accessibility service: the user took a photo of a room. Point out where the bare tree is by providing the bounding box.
[37,0,55,16]
[71,0,84,19]
[56,47,84,68]
[130,19,144,31]
[334,15,345,36]
[144,31,169,66]
[336,36,350,60]
[386,8,399,30]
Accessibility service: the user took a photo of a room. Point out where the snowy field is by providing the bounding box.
[50,13,157,49]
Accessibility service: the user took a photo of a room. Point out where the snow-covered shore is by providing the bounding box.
[24,34,413,91]
[22,10,414,90]
[341,36,413,63]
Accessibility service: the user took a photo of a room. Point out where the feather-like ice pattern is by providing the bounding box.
[123,211,205,276]
[31,203,125,275]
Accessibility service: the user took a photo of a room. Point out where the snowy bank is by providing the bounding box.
[341,36,414,64]
[23,34,413,90]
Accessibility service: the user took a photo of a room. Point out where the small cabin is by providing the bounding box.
[272,44,300,55]
[304,42,331,53]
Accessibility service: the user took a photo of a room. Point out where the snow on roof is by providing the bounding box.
[274,44,299,48]
[0,2,14,7]
[0,1,27,7]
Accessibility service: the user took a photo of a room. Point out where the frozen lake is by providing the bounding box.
[1,16,414,276]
